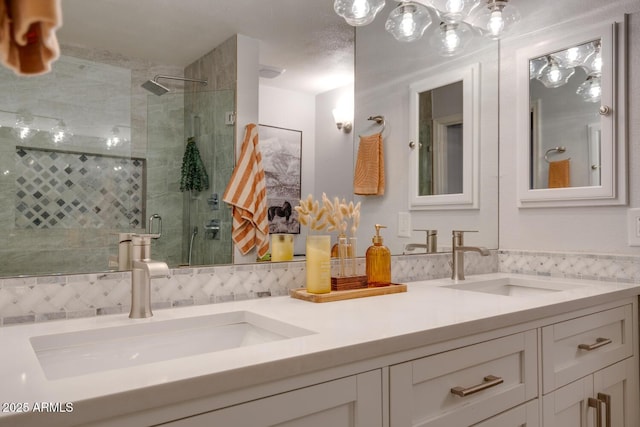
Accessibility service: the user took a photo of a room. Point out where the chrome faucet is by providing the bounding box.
[129,234,169,318]
[405,229,438,253]
[451,230,490,281]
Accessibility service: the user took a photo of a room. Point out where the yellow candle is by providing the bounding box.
[306,235,331,294]
[271,234,294,262]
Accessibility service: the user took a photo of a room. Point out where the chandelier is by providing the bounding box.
[334,0,520,56]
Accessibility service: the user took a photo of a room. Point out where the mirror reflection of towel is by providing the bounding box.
[548,159,570,188]
[222,124,269,257]
[354,132,385,196]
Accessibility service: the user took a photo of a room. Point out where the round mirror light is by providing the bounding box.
[334,0,386,26]
[385,2,432,42]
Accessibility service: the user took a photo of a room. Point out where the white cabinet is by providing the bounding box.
[542,358,637,427]
[159,370,383,427]
[389,330,538,427]
[541,304,638,427]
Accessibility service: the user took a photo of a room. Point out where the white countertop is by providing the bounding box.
[1,273,639,426]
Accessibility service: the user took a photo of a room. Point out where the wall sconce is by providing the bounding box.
[332,106,353,133]
[12,109,36,141]
[105,125,129,149]
[51,119,73,144]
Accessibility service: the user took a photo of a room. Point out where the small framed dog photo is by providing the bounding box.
[259,124,302,234]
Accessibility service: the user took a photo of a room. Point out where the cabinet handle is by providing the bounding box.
[450,375,503,397]
[598,393,612,427]
[588,397,603,427]
[578,337,612,351]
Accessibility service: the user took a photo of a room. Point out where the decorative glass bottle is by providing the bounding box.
[365,224,391,287]
[306,235,331,293]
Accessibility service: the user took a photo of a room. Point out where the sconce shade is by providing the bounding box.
[469,0,519,39]
[334,0,386,26]
[430,21,473,56]
[427,0,480,23]
[385,2,432,42]
[576,75,601,103]
[536,56,575,88]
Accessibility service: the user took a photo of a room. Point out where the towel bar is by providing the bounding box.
[544,146,570,163]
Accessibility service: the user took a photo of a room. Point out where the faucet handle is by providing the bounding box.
[414,229,437,235]
[452,230,478,235]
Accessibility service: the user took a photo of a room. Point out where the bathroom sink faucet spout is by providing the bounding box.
[451,230,490,281]
[129,234,169,319]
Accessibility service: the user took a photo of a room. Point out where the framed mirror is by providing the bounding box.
[516,20,627,207]
[408,63,479,210]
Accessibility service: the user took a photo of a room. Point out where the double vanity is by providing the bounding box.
[1,273,637,426]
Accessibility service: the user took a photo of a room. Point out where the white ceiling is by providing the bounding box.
[57,0,355,95]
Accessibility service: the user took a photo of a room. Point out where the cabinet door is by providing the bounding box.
[472,400,539,427]
[593,358,638,427]
[160,370,382,427]
[542,358,639,427]
[542,376,595,427]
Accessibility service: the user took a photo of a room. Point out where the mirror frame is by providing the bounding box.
[408,63,479,210]
[515,20,627,207]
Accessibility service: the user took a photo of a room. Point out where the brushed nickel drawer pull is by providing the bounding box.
[450,375,503,397]
[588,397,603,427]
[578,337,612,351]
[597,393,611,427]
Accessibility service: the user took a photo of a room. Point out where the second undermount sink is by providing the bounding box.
[441,277,582,297]
[30,311,314,380]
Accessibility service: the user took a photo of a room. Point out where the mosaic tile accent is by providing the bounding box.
[15,147,145,229]
[0,252,498,327]
[498,250,640,283]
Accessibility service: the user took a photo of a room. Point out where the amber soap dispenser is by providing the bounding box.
[366,224,391,287]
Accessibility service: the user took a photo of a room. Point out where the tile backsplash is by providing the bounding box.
[2,249,638,327]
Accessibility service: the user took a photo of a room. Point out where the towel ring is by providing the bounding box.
[544,146,570,163]
[359,115,386,137]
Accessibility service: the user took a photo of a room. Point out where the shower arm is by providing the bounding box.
[153,75,208,86]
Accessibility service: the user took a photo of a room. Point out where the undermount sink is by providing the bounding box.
[30,311,314,380]
[441,277,582,297]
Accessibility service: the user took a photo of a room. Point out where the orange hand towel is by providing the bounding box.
[354,132,385,196]
[223,124,269,257]
[1,0,62,75]
[548,159,570,188]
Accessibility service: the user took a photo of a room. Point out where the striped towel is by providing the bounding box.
[353,132,385,195]
[222,124,269,257]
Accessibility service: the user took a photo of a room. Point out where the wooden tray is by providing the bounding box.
[290,283,407,303]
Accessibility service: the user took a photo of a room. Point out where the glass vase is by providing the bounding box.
[306,235,331,294]
[337,235,348,277]
[348,236,357,276]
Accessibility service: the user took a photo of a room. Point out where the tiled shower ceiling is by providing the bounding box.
[15,147,144,229]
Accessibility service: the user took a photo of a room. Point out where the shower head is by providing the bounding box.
[141,75,208,96]
[141,79,170,96]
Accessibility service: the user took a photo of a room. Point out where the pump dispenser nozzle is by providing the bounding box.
[373,224,387,244]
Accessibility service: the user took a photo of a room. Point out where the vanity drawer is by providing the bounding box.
[389,330,537,427]
[541,304,633,394]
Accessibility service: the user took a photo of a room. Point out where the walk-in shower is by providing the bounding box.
[141,75,208,96]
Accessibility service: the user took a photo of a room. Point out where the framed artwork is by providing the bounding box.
[259,124,302,234]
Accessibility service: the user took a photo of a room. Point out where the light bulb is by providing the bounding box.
[468,0,519,39]
[536,56,575,89]
[385,2,432,42]
[430,21,471,56]
[400,11,417,36]
[576,75,602,103]
[444,28,461,51]
[446,0,464,13]
[334,0,386,26]
[351,0,370,19]
[487,10,504,37]
[50,120,73,144]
